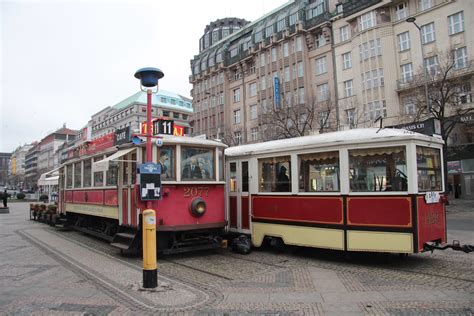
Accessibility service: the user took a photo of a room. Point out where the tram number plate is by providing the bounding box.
[183,187,209,198]
[424,191,440,204]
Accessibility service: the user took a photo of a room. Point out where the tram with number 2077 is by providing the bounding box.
[57,131,227,254]
[225,128,448,254]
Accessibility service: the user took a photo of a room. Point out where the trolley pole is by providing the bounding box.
[134,67,164,289]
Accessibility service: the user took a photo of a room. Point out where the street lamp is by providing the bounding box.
[134,67,164,289]
[406,17,430,111]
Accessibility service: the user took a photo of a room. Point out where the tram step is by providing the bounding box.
[163,242,221,255]
[116,232,136,239]
[110,242,131,250]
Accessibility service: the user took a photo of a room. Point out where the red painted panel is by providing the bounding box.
[131,186,136,226]
[73,191,86,203]
[241,196,249,229]
[104,190,118,206]
[252,196,343,224]
[229,196,237,228]
[65,191,73,203]
[134,184,226,230]
[122,189,128,225]
[417,195,446,251]
[84,191,104,204]
[347,197,411,227]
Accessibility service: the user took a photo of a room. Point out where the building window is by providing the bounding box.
[359,11,376,31]
[251,127,259,141]
[395,3,408,21]
[424,55,439,76]
[284,66,290,82]
[344,80,353,97]
[367,100,387,121]
[315,56,327,75]
[404,96,417,115]
[297,61,304,77]
[319,111,330,128]
[298,87,305,104]
[346,108,355,127]
[421,22,435,44]
[359,39,382,61]
[249,82,257,97]
[315,33,327,48]
[449,11,464,35]
[283,42,289,57]
[271,47,277,62]
[260,53,265,67]
[317,83,329,101]
[296,36,303,52]
[233,109,241,124]
[234,131,242,145]
[454,47,468,69]
[419,0,433,11]
[340,25,349,42]
[397,31,410,52]
[277,19,287,32]
[254,31,262,43]
[249,63,256,74]
[400,63,413,83]
[250,105,257,120]
[233,88,240,102]
[361,69,384,90]
[289,12,298,25]
[234,71,242,81]
[342,52,352,70]
[265,25,273,38]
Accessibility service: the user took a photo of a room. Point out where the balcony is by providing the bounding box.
[397,62,474,91]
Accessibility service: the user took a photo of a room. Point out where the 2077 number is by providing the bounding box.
[183,187,209,198]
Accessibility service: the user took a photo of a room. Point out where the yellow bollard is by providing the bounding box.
[142,209,157,288]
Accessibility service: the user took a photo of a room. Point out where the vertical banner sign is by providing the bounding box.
[274,77,281,110]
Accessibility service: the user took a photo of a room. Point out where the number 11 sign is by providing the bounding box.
[153,119,174,135]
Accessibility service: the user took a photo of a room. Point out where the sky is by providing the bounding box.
[0,0,289,152]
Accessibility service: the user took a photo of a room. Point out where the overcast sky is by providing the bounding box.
[0,0,288,152]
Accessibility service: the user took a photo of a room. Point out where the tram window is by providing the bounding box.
[349,146,407,192]
[122,154,129,186]
[417,146,442,191]
[106,154,118,186]
[83,159,92,187]
[299,151,339,192]
[93,156,104,187]
[66,164,73,189]
[242,161,249,192]
[131,152,137,184]
[229,162,237,192]
[258,156,291,192]
[74,162,82,188]
[218,149,225,181]
[159,146,175,180]
[181,147,214,180]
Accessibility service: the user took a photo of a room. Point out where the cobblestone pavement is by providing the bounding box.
[0,202,472,315]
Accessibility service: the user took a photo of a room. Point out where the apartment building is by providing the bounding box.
[37,127,78,175]
[190,0,339,144]
[24,142,39,189]
[90,90,193,139]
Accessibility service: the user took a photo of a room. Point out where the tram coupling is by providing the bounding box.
[423,240,474,253]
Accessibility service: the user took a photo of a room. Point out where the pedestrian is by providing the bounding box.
[448,183,453,196]
[2,189,7,208]
[276,166,290,192]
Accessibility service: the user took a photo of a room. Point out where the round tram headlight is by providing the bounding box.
[190,198,206,217]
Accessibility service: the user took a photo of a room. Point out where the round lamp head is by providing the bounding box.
[134,67,164,87]
[406,17,416,23]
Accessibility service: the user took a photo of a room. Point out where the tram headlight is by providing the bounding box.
[190,198,206,217]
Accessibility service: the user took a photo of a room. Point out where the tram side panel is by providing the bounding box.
[416,195,447,252]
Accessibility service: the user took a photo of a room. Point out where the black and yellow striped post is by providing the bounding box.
[142,209,157,288]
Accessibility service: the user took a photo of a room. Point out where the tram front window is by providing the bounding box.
[159,146,175,180]
[66,164,73,189]
[181,147,214,180]
[349,146,407,192]
[417,146,442,192]
[93,156,104,187]
[106,161,118,186]
[299,151,339,192]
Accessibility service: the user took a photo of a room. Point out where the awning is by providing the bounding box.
[92,147,136,172]
[37,167,61,186]
[38,175,59,186]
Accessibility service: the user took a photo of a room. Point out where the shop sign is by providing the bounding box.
[115,126,130,145]
[274,77,281,110]
[141,120,185,136]
[447,161,461,174]
[392,118,441,136]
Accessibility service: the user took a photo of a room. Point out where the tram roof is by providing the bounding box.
[225,128,444,157]
[138,135,228,148]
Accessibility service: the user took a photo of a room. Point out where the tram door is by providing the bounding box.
[228,160,250,234]
[118,152,136,226]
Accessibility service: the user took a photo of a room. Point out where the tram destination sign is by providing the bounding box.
[152,119,174,135]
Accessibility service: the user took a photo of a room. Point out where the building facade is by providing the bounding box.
[37,127,78,176]
[90,90,193,139]
[0,152,11,186]
[24,142,39,189]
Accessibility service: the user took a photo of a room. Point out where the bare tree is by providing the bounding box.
[259,98,336,141]
[403,50,474,188]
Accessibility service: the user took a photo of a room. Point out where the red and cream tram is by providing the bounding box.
[57,130,227,254]
[225,128,447,254]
